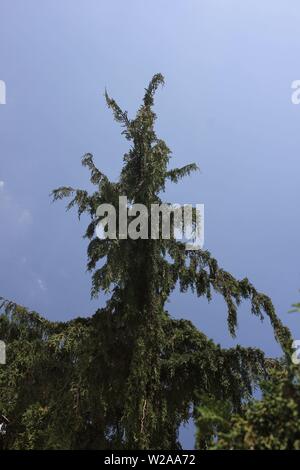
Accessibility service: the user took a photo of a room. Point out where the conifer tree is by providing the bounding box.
[0,75,292,449]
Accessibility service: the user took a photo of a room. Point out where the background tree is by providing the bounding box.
[196,296,300,450]
[196,364,300,450]
[0,75,292,449]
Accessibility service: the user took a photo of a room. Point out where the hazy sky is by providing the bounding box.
[1,0,300,448]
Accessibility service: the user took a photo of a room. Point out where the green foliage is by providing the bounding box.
[0,75,293,449]
[196,366,300,450]
[196,395,232,449]
[0,299,269,449]
[289,293,300,313]
[290,304,300,313]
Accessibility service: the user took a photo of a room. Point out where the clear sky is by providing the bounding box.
[1,0,300,448]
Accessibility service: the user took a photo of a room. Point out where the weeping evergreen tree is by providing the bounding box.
[0,74,292,449]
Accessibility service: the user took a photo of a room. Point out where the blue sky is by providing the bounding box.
[1,0,300,448]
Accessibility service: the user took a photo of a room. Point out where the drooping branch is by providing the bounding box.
[166,163,199,183]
